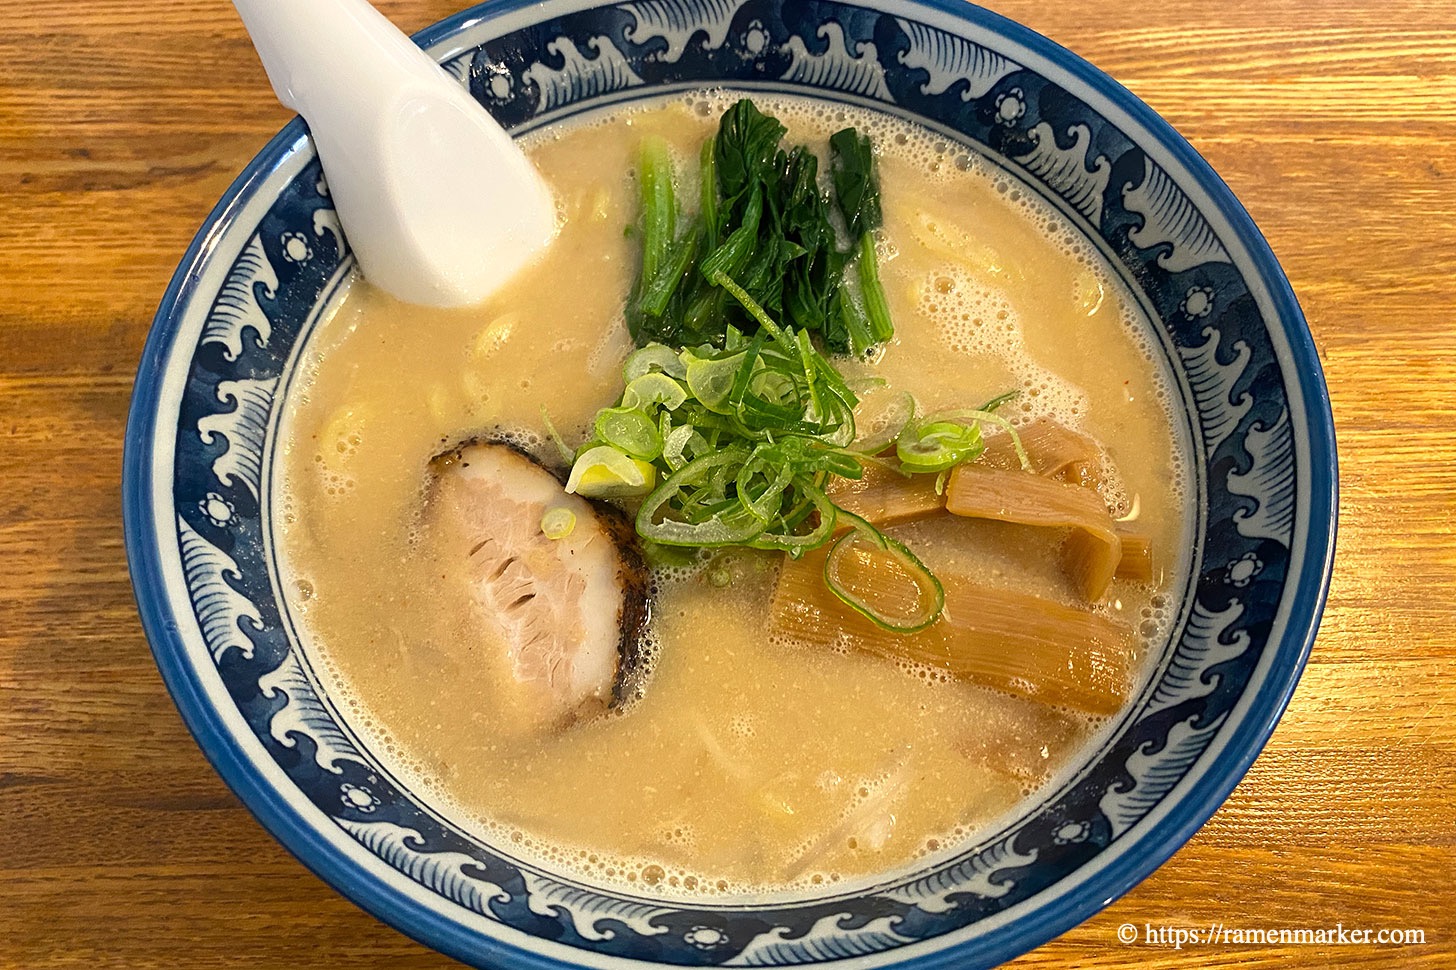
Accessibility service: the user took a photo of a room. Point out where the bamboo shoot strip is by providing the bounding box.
[769,548,1136,715]
[1113,530,1156,584]
[944,464,1122,601]
[977,418,1153,584]
[979,416,1102,488]
[825,461,944,532]
[827,419,1109,536]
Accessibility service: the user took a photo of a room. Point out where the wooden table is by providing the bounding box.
[3,0,1452,966]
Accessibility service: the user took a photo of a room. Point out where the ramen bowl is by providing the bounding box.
[122,1,1337,967]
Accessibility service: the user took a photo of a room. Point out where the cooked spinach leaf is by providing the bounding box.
[624,99,889,356]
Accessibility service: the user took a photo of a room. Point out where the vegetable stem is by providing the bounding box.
[638,136,676,286]
[638,217,701,318]
[838,286,874,356]
[708,269,794,354]
[699,135,719,249]
[856,232,894,343]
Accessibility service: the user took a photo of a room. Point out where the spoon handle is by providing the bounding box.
[234,0,437,120]
[231,0,556,307]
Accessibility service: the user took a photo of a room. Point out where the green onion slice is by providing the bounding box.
[921,406,1030,472]
[624,344,688,381]
[661,424,697,470]
[685,351,745,414]
[896,418,984,473]
[566,444,657,498]
[823,509,945,632]
[622,372,688,411]
[749,483,838,553]
[735,449,795,523]
[595,406,664,460]
[540,506,577,540]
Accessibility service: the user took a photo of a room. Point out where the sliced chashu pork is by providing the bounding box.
[426,441,647,730]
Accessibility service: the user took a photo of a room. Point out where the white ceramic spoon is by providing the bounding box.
[233,0,557,307]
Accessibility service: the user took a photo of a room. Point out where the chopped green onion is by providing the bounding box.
[824,511,944,632]
[567,332,1011,633]
[685,351,744,413]
[636,449,768,546]
[918,406,1029,472]
[565,444,656,498]
[624,344,688,381]
[540,506,577,540]
[622,372,688,411]
[749,482,838,553]
[896,418,984,473]
[661,424,696,470]
[595,406,663,460]
[735,448,795,523]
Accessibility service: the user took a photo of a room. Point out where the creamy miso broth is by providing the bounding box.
[276,93,1191,895]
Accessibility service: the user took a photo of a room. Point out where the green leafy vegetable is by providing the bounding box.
[637,136,677,287]
[855,231,894,344]
[829,129,893,345]
[624,99,890,355]
[828,128,881,238]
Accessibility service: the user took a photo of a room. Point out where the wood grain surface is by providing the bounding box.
[2,0,1453,967]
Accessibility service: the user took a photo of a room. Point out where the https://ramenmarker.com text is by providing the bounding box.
[1117,922,1428,949]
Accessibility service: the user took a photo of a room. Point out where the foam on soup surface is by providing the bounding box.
[275,93,1191,897]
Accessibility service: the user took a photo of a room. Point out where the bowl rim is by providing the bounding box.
[123,1,1338,967]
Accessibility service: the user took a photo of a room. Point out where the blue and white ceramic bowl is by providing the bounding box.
[123,1,1338,967]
